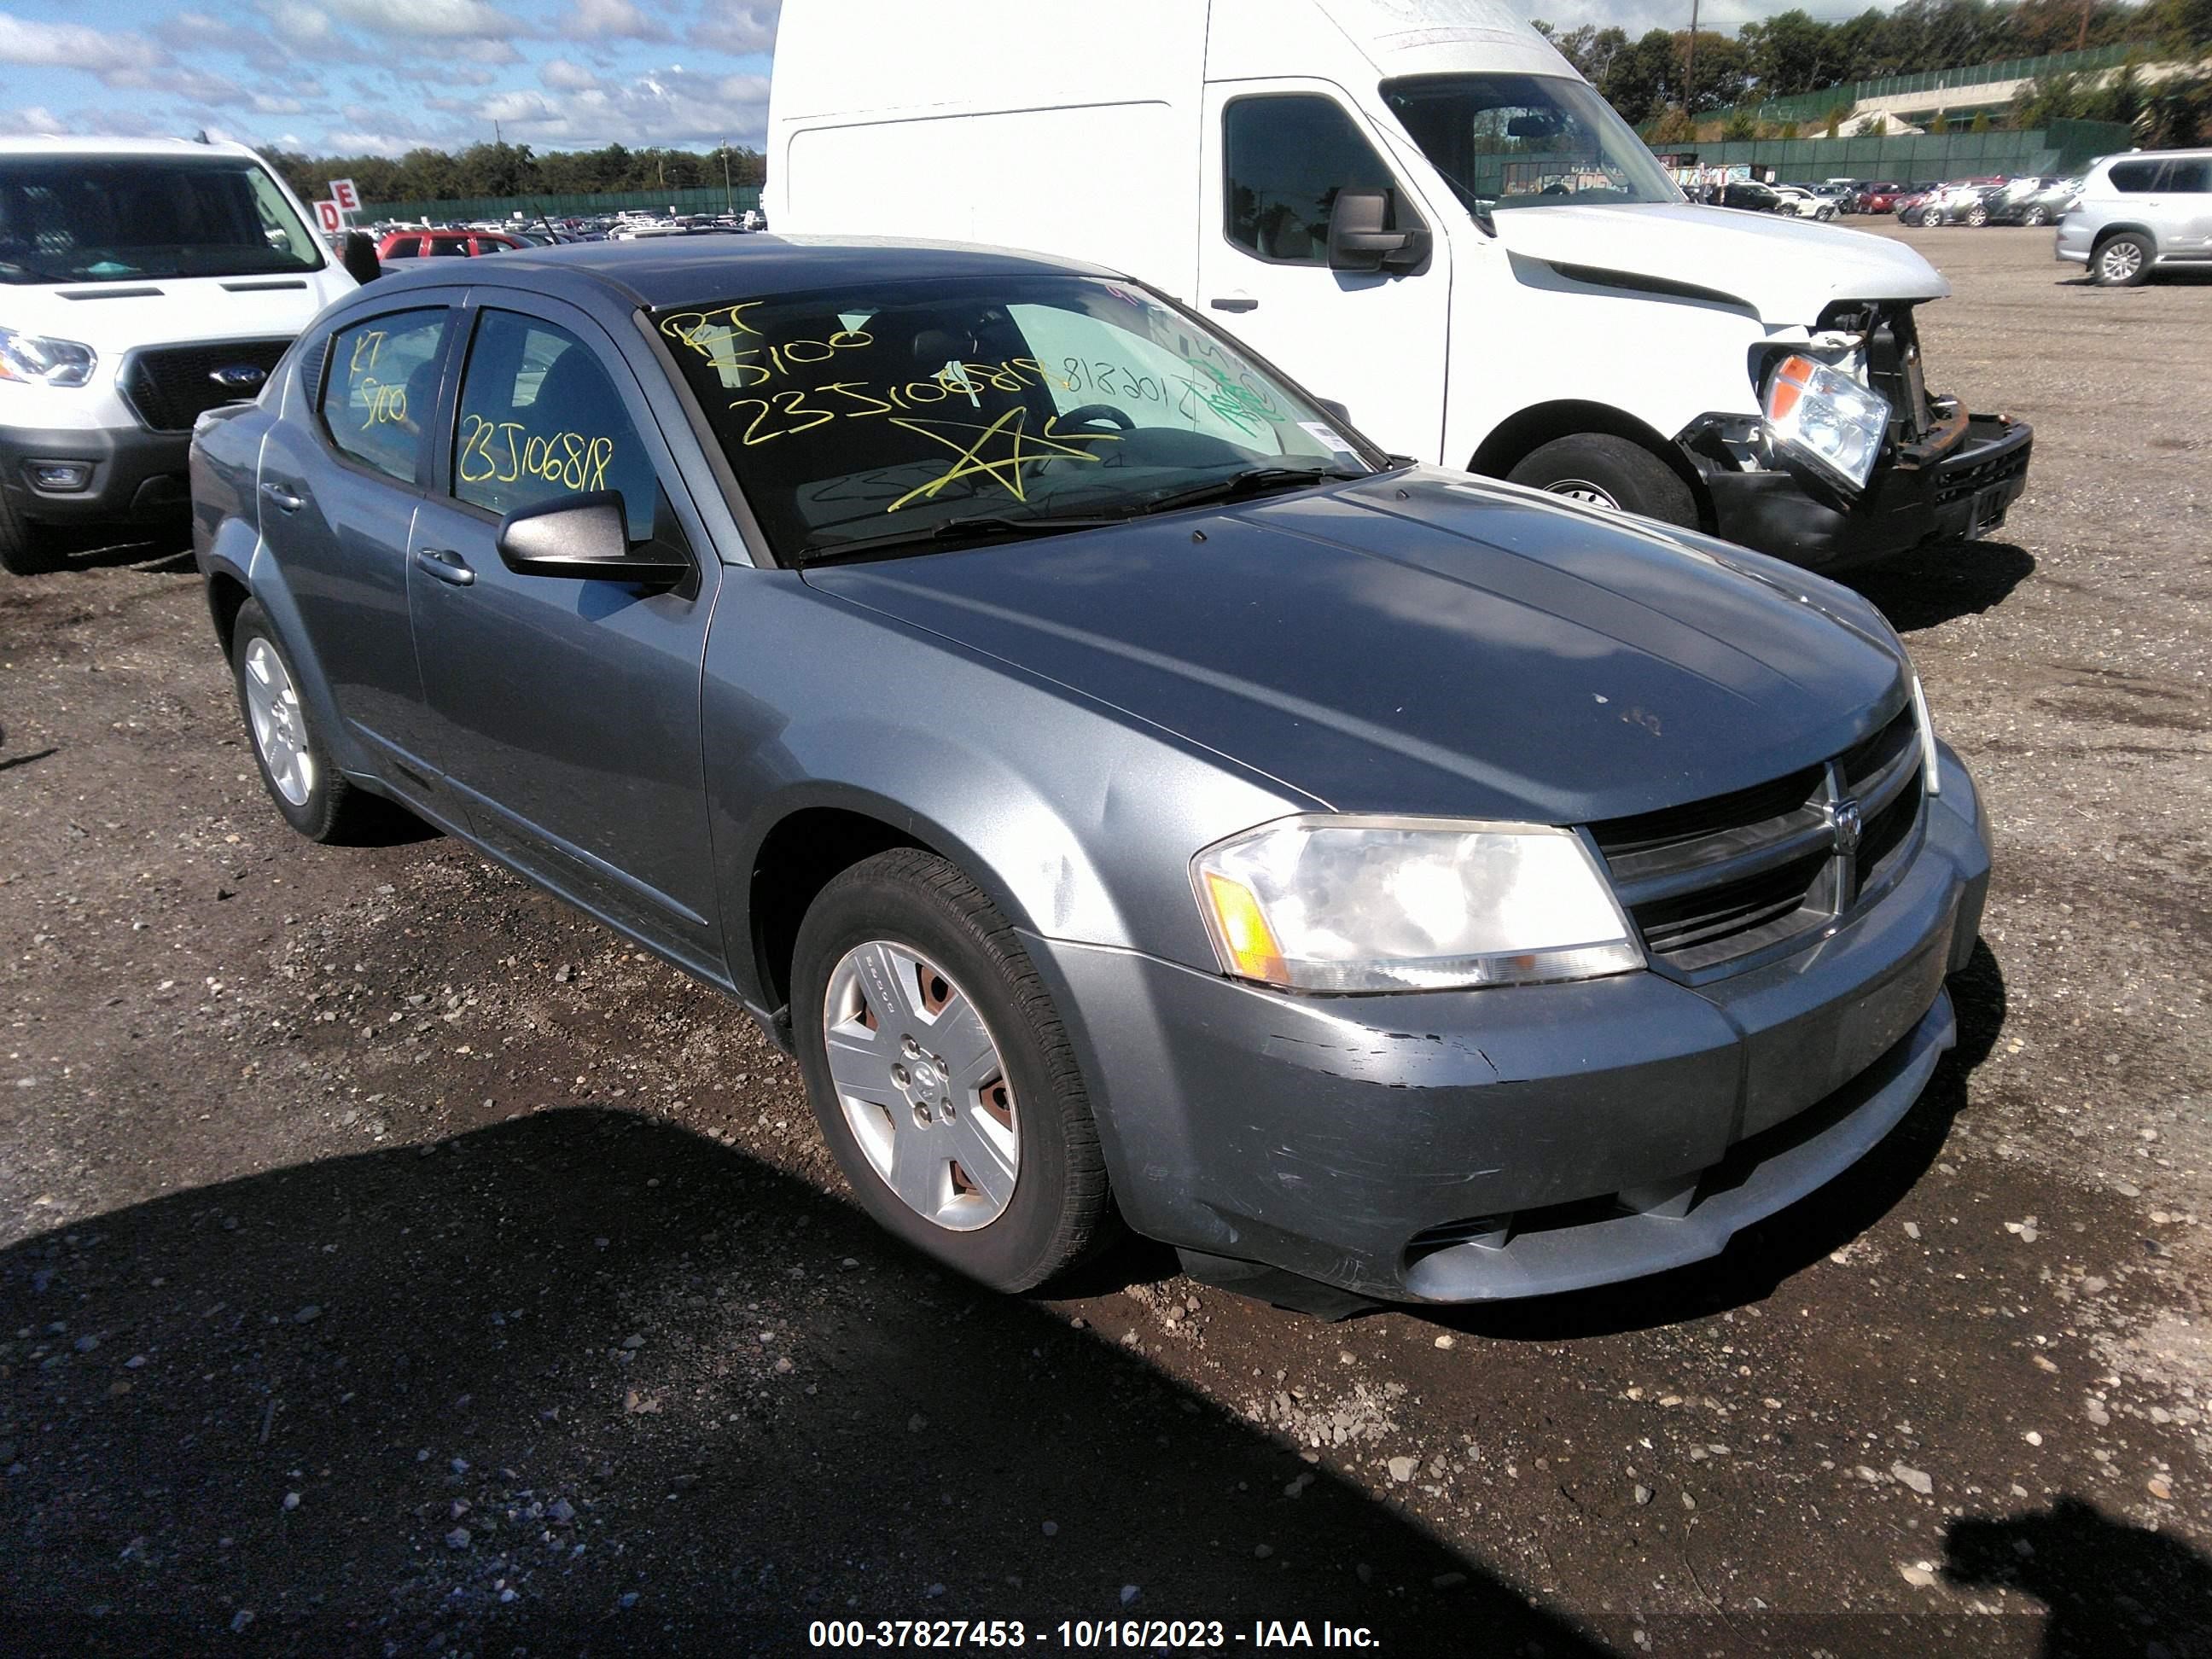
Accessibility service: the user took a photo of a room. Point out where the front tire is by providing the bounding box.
[1506,434,1698,529]
[1964,203,1989,228]
[2093,233,2153,287]
[230,599,381,843]
[792,849,1112,1293]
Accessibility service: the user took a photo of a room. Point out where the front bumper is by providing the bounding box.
[1027,748,1991,1304]
[0,422,192,527]
[1698,412,2032,572]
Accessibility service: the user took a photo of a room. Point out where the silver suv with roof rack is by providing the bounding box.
[2056,149,2212,286]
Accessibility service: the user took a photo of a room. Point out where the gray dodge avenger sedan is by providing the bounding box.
[189,237,1991,1306]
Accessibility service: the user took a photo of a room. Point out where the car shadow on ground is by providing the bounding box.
[0,1109,1611,1657]
[1853,540,2036,633]
[1946,1496,2212,1657]
[1416,938,2007,1345]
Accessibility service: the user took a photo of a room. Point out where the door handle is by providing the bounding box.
[1209,297,1259,313]
[415,546,475,586]
[259,480,305,513]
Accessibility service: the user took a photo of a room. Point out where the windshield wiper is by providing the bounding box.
[797,510,1122,566]
[1124,465,1371,520]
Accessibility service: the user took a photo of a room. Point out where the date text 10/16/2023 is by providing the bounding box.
[805,1619,1383,1649]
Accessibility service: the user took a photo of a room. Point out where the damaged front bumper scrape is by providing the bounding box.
[1683,405,2032,573]
[1020,747,1991,1307]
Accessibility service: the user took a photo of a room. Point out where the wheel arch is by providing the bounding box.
[2089,220,2157,253]
[1470,400,1711,527]
[743,798,936,1024]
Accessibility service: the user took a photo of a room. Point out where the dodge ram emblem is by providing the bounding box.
[1827,797,1865,856]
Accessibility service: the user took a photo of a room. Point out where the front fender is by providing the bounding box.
[700,573,1309,1007]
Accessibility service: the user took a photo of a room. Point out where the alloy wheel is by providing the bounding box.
[2099,242,2144,282]
[821,940,1019,1231]
[242,637,315,807]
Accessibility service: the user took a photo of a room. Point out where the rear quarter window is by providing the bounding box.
[2107,160,2162,194]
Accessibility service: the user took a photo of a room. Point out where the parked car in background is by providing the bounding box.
[1990,177,2070,225]
[377,229,526,260]
[189,236,1993,1307]
[1853,182,1911,214]
[0,134,355,575]
[1808,181,1860,213]
[1984,176,2075,227]
[2058,149,2212,284]
[1717,179,1786,213]
[1771,183,1838,220]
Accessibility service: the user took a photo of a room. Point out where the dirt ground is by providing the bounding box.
[2,223,2209,1657]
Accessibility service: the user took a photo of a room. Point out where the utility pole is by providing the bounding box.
[1685,0,1699,125]
[721,137,733,215]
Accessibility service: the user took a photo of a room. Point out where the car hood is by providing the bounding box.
[803,471,1906,824]
[1492,201,1949,321]
[3,268,354,354]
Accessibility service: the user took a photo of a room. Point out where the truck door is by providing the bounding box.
[1196,83,1452,462]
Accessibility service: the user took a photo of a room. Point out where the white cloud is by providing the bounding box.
[324,130,424,157]
[563,0,669,41]
[259,2,336,47]
[483,63,771,147]
[322,0,522,39]
[252,92,308,115]
[0,104,69,135]
[157,10,250,49]
[690,2,779,56]
[540,58,602,90]
[0,14,166,78]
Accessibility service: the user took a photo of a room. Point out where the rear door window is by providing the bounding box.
[2162,158,2210,193]
[319,307,450,484]
[450,309,659,538]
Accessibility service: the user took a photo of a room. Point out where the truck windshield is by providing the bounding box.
[654,274,1377,564]
[1382,74,1683,215]
[0,154,325,285]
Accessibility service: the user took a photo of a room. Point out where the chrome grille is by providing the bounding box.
[1589,704,1923,975]
[119,338,293,433]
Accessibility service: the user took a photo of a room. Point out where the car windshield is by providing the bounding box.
[655,273,1379,564]
[1381,73,1683,214]
[0,154,324,285]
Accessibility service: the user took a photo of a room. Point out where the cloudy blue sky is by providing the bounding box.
[0,2,1823,156]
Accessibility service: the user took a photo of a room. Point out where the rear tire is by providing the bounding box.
[0,488,60,577]
[1506,434,1698,529]
[2023,206,2051,228]
[1963,203,1989,228]
[2093,232,2153,287]
[230,599,383,843]
[792,848,1113,1293]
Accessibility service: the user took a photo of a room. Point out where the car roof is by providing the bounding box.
[350,236,1119,316]
[0,134,271,161]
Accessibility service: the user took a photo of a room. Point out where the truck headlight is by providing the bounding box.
[1763,353,1889,494]
[1192,816,1643,993]
[0,327,97,388]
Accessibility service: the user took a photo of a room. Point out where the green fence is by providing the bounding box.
[364,183,764,224]
[1700,40,2148,130]
[1658,119,2133,179]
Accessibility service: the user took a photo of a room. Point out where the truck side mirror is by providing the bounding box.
[1327,190,1429,274]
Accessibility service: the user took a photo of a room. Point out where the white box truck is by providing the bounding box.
[764,0,2032,570]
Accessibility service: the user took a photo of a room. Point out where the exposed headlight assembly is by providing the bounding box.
[1192,816,1643,993]
[1762,352,1889,494]
[0,326,97,387]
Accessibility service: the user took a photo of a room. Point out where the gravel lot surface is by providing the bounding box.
[2,224,2208,1657]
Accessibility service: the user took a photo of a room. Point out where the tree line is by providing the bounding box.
[1536,0,2210,122]
[266,142,768,210]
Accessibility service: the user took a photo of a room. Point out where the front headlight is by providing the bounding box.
[1763,353,1889,494]
[1191,815,1643,993]
[0,326,97,388]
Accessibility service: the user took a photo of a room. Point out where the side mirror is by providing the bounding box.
[1315,399,1353,426]
[341,230,382,285]
[496,490,691,590]
[1327,190,1429,274]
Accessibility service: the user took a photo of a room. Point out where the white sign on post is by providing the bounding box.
[315,199,344,235]
[329,178,361,213]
